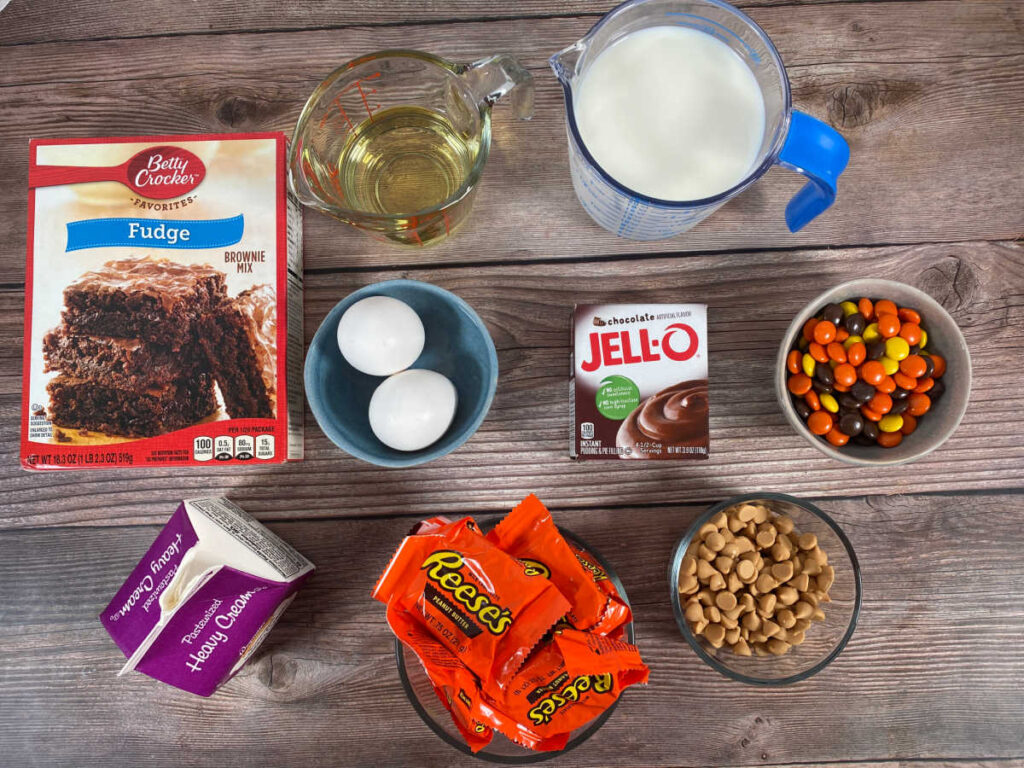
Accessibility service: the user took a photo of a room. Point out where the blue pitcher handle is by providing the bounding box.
[777,110,850,232]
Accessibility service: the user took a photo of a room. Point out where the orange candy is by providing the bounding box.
[786,350,801,374]
[835,327,849,343]
[868,392,893,415]
[877,314,901,338]
[846,342,867,367]
[807,411,833,435]
[914,377,935,394]
[809,342,829,363]
[858,297,874,320]
[900,414,918,435]
[833,363,858,387]
[802,317,819,342]
[876,375,896,394]
[787,373,812,396]
[804,390,821,411]
[833,382,850,393]
[893,372,918,391]
[898,307,922,324]
[861,406,883,422]
[813,320,836,345]
[877,431,903,448]
[907,393,931,416]
[825,429,850,446]
[826,342,847,363]
[930,354,947,378]
[900,355,927,378]
[875,299,898,318]
[860,360,886,386]
[899,322,922,346]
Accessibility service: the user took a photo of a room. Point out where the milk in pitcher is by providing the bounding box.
[574,25,766,201]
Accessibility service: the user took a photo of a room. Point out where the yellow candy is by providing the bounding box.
[881,356,900,375]
[843,335,863,350]
[885,337,910,361]
[840,301,859,317]
[819,393,839,413]
[863,323,880,342]
[920,328,927,348]
[879,414,904,433]
[802,353,816,377]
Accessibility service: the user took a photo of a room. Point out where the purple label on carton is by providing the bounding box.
[135,566,297,697]
[101,502,198,656]
[100,498,314,697]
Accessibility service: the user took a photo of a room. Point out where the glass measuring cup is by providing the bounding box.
[289,50,533,246]
[550,0,850,240]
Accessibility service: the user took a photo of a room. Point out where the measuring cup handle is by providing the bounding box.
[461,54,534,120]
[776,110,850,232]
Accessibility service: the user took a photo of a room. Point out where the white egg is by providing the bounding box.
[337,296,425,376]
[368,369,458,451]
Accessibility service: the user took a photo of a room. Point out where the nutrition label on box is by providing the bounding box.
[187,497,313,580]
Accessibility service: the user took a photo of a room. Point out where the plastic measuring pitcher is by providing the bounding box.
[289,51,533,246]
[550,0,850,240]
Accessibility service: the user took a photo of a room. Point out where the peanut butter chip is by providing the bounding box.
[697,559,716,581]
[735,559,756,582]
[678,573,698,594]
[715,556,734,575]
[775,515,795,534]
[776,608,796,629]
[724,627,741,645]
[733,638,752,656]
[706,532,726,552]
[776,586,799,606]
[685,602,704,622]
[704,623,726,648]
[798,532,818,550]
[715,591,738,611]
[698,522,718,539]
[681,555,697,575]
[698,544,715,562]
[727,572,743,593]
[708,572,726,591]
[771,561,794,582]
[762,619,781,638]
[711,511,728,529]
[767,637,791,655]
[737,504,758,523]
[793,601,813,620]
[756,573,777,593]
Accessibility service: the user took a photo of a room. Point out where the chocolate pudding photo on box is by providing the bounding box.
[571,304,709,460]
[22,134,303,470]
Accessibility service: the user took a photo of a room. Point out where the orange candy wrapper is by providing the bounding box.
[375,497,649,754]
[374,515,571,688]
[493,628,648,738]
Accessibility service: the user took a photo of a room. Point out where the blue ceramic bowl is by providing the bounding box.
[305,279,498,467]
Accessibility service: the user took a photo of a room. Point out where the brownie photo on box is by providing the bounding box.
[201,284,277,419]
[43,256,226,439]
[60,256,226,350]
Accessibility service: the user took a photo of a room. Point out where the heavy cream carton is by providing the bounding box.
[22,133,303,470]
[101,498,314,697]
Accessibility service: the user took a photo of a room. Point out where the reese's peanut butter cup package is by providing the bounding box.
[375,495,649,754]
[373,516,571,688]
[493,628,649,738]
[486,494,613,632]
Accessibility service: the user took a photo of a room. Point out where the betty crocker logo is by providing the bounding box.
[126,146,205,199]
[580,323,699,373]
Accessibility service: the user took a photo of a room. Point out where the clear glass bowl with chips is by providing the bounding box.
[396,528,634,763]
[669,493,861,685]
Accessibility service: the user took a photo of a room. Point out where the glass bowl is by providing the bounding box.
[396,528,634,763]
[669,493,861,685]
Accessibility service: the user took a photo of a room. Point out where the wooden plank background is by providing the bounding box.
[1,0,1022,766]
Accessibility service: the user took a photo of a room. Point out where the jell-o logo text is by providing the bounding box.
[580,323,700,372]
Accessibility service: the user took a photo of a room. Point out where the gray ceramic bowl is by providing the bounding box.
[305,279,498,467]
[775,278,971,465]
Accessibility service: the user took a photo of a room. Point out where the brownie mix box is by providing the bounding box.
[571,303,709,460]
[21,133,303,469]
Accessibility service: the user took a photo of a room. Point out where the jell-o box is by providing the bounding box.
[100,498,314,696]
[571,303,709,460]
